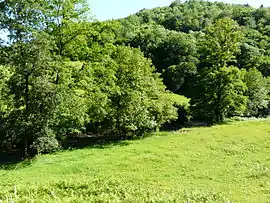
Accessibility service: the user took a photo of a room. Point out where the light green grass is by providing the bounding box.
[0,119,269,202]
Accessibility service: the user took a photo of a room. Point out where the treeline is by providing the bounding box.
[118,0,270,122]
[0,0,269,156]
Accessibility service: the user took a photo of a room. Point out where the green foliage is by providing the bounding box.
[0,66,13,115]
[199,18,243,68]
[163,93,191,124]
[156,31,199,92]
[1,0,270,156]
[30,130,59,154]
[82,45,177,136]
[256,55,270,77]
[130,24,198,92]
[1,35,58,154]
[164,93,190,108]
[50,61,90,137]
[0,0,92,156]
[192,66,247,123]
[45,0,91,58]
[191,18,247,123]
[243,68,269,117]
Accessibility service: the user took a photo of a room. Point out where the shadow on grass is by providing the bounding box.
[63,122,212,151]
[62,134,151,150]
[0,134,153,170]
[0,151,34,170]
[0,121,209,170]
[161,121,211,132]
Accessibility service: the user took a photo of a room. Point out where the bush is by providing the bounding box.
[164,93,190,125]
[31,129,59,154]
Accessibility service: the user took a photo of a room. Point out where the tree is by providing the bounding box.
[198,18,243,69]
[243,68,269,117]
[170,0,182,7]
[191,18,247,123]
[129,24,198,93]
[0,34,59,155]
[80,45,177,136]
[45,0,91,58]
[191,66,247,123]
[40,0,93,138]
[237,29,270,77]
[0,0,60,156]
[156,31,198,93]
[43,0,91,84]
[0,0,269,156]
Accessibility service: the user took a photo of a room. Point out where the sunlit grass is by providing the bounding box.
[0,119,269,202]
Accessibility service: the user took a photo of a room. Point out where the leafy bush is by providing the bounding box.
[163,93,190,125]
[31,134,59,155]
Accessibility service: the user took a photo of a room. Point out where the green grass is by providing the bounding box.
[0,120,270,203]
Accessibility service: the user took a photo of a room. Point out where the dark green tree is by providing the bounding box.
[0,0,58,155]
[191,18,247,123]
[130,24,198,93]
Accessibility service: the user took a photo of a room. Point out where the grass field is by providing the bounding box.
[0,119,269,202]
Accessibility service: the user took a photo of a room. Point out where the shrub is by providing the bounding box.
[162,93,190,125]
[31,129,59,154]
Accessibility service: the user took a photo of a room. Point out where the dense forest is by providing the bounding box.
[0,0,269,157]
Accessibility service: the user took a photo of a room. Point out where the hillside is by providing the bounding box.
[1,0,270,156]
[1,119,269,202]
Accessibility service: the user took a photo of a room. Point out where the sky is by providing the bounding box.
[89,0,270,21]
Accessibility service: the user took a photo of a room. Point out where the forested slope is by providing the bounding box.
[118,0,270,121]
[0,0,269,156]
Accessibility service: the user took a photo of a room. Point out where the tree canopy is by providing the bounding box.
[0,0,269,156]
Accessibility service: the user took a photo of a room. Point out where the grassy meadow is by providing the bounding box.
[0,119,269,202]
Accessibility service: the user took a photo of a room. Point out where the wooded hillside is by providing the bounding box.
[0,0,269,156]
